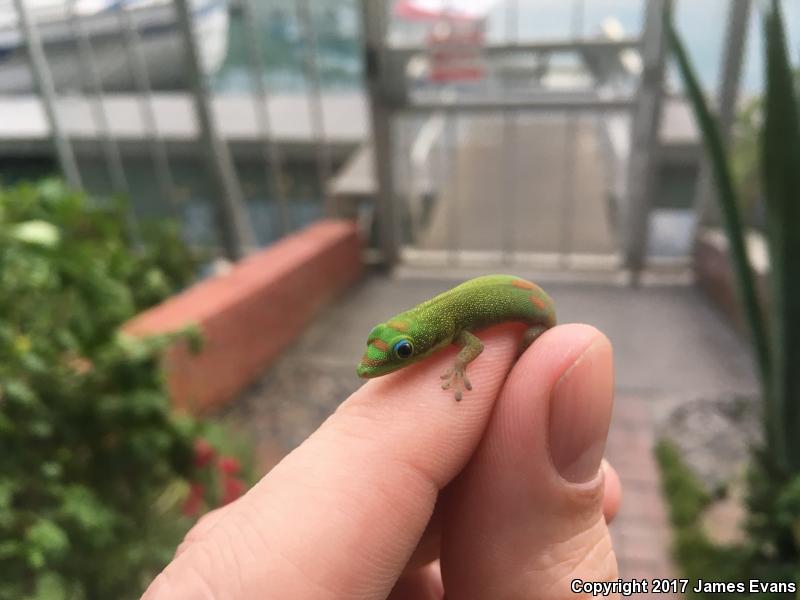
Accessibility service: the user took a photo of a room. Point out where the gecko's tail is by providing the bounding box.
[518,324,552,357]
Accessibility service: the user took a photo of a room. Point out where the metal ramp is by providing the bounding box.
[410,114,617,264]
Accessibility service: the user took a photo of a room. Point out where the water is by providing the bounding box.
[74,154,330,248]
[213,0,800,96]
[212,0,363,92]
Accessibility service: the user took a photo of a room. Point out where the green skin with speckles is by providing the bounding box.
[356,274,557,401]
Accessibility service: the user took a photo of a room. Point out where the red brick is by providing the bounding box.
[124,219,362,412]
[623,564,677,581]
[617,485,670,524]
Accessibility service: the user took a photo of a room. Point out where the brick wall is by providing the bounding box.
[124,219,362,413]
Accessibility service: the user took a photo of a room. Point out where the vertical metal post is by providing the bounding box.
[500,0,519,264]
[693,0,751,226]
[559,0,585,266]
[500,113,517,263]
[296,0,333,214]
[570,0,586,37]
[360,0,398,266]
[174,0,256,259]
[69,8,130,198]
[13,0,82,189]
[623,0,670,284]
[117,4,179,212]
[240,0,291,235]
[446,114,460,264]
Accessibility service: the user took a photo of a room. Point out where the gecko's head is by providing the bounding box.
[357,321,418,378]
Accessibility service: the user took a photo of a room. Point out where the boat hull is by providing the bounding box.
[0,0,229,93]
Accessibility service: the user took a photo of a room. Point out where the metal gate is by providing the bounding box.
[361,0,670,278]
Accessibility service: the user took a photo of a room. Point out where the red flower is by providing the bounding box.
[221,476,246,506]
[181,482,205,517]
[193,438,216,468]
[217,456,241,476]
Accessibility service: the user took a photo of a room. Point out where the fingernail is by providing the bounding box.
[548,337,613,483]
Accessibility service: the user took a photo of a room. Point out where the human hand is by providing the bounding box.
[143,323,620,599]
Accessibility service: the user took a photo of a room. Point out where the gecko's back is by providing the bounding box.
[357,275,557,396]
[400,274,556,334]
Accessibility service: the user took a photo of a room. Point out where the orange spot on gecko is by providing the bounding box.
[387,320,409,332]
[360,355,386,367]
[530,295,547,310]
[371,339,390,352]
[512,279,535,290]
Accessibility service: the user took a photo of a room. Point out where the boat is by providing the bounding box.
[0,0,229,93]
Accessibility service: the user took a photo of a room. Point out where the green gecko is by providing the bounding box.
[356,274,556,401]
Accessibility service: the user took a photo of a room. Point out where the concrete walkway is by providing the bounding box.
[418,115,617,256]
[225,272,758,590]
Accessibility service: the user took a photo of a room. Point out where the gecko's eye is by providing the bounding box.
[393,340,414,360]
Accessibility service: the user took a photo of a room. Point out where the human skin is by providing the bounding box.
[143,323,620,600]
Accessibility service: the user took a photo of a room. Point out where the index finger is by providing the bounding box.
[143,323,527,600]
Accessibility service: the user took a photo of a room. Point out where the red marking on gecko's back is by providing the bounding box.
[387,320,409,332]
[511,279,536,290]
[371,339,389,352]
[530,295,548,311]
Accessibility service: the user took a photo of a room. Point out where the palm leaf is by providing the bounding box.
[762,0,800,472]
[666,6,772,415]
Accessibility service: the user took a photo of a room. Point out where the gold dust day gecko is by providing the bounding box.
[356,275,557,401]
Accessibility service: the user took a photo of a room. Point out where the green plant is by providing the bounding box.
[656,441,746,599]
[668,0,800,582]
[731,71,800,228]
[0,180,246,599]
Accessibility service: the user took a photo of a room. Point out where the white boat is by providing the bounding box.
[0,0,229,93]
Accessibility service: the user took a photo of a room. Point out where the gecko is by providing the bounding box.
[356,274,556,401]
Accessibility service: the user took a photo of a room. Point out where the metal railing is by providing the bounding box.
[4,0,753,280]
[5,0,338,259]
[360,0,663,274]
[360,0,752,281]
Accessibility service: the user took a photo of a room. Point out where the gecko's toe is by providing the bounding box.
[441,365,472,400]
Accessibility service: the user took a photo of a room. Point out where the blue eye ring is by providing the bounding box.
[393,339,414,360]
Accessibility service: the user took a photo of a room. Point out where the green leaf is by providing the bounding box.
[666,6,771,413]
[26,548,45,570]
[180,323,204,354]
[0,539,21,560]
[10,220,60,247]
[0,479,16,509]
[25,520,69,559]
[36,179,68,204]
[28,420,53,439]
[2,379,38,407]
[762,1,800,473]
[60,486,116,539]
[31,572,67,600]
[40,463,62,480]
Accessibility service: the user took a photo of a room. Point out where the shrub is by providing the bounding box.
[669,0,800,587]
[0,180,239,599]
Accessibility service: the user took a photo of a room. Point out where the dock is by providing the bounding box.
[330,97,699,262]
[416,114,616,257]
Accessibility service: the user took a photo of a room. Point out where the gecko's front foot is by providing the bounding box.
[440,364,472,401]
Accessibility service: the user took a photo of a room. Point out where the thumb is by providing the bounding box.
[440,324,618,599]
[143,323,526,600]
